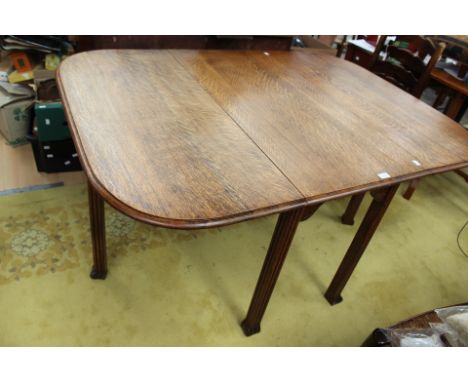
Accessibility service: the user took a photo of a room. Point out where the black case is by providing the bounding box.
[28,134,82,173]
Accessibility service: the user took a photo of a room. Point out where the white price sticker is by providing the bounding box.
[377,171,391,179]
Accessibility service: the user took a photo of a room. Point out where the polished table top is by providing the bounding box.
[57,50,468,229]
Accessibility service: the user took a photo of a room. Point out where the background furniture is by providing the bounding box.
[294,36,350,57]
[344,36,380,68]
[73,35,293,52]
[432,67,468,119]
[369,35,445,98]
[296,35,337,56]
[345,36,466,118]
[342,35,467,209]
[429,68,468,184]
[310,35,348,57]
[425,36,468,127]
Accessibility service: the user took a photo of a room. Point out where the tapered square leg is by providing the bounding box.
[88,182,108,279]
[300,203,322,221]
[402,178,420,200]
[455,169,468,182]
[241,208,304,336]
[341,193,365,225]
[325,185,399,305]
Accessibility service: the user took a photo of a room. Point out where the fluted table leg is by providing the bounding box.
[241,207,305,336]
[325,184,399,305]
[88,181,108,279]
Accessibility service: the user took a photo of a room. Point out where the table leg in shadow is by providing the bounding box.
[324,184,399,305]
[341,193,365,225]
[88,181,108,280]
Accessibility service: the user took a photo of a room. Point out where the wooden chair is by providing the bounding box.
[369,35,445,98]
[341,36,446,225]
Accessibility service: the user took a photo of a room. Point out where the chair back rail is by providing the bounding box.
[372,61,418,92]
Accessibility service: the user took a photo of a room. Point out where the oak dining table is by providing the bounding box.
[57,49,468,336]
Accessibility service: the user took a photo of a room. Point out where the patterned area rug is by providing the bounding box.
[0,174,467,346]
[0,185,207,285]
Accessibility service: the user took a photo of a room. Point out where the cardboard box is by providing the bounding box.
[33,67,59,101]
[33,67,56,88]
[0,83,34,145]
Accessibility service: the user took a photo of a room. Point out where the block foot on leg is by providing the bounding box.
[90,266,108,280]
[325,293,343,305]
[241,320,261,336]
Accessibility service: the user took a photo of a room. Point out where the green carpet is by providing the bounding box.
[0,172,467,346]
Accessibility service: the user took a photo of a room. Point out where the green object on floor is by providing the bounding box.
[35,102,70,142]
[0,172,467,346]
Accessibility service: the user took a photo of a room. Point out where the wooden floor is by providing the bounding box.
[0,136,85,192]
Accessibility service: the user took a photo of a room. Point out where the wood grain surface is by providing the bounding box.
[58,50,304,228]
[175,50,468,200]
[57,49,468,228]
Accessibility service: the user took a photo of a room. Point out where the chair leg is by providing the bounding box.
[455,97,468,122]
[402,178,420,200]
[336,35,348,58]
[445,92,466,120]
[432,88,448,109]
[341,193,365,226]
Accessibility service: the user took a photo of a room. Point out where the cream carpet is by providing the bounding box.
[0,171,467,346]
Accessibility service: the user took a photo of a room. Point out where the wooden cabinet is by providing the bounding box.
[345,39,375,69]
[73,35,293,52]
